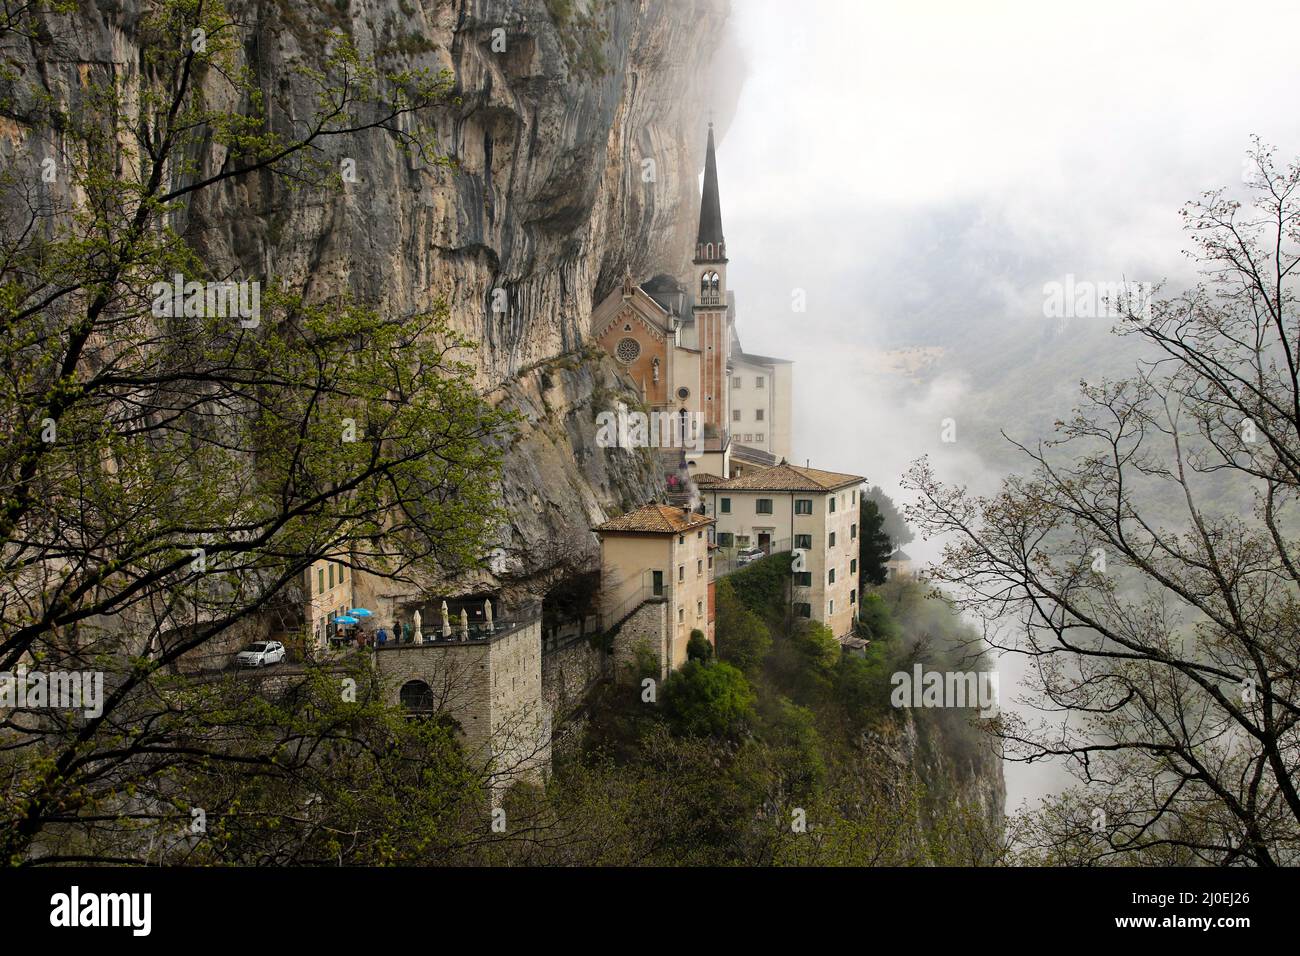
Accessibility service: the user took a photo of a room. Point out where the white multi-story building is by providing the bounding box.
[728,341,793,464]
[699,463,864,640]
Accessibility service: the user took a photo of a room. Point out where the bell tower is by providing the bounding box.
[693,122,730,442]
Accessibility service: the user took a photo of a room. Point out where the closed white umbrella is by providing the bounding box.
[412,609,423,645]
[484,599,494,634]
[441,600,452,639]
[459,607,470,641]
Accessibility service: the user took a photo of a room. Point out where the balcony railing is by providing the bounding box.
[373,613,539,648]
[599,570,672,633]
[712,538,793,580]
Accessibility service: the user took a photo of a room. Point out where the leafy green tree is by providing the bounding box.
[769,619,841,705]
[864,485,913,547]
[713,578,771,674]
[756,695,826,799]
[0,0,510,862]
[857,592,901,643]
[858,498,894,587]
[833,652,891,726]
[662,660,756,738]
[524,724,768,865]
[10,658,499,865]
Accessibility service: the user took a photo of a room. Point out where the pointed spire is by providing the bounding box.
[695,122,725,261]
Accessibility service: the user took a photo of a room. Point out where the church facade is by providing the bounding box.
[590,123,794,480]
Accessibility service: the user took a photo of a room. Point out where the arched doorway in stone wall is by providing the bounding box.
[399,679,434,716]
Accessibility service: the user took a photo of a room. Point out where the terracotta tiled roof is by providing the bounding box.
[709,462,864,493]
[690,472,726,486]
[594,503,714,535]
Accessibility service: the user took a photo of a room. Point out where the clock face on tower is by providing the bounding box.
[615,337,641,364]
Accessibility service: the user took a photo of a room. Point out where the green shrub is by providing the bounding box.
[757,695,826,797]
[662,660,756,738]
[858,592,901,643]
[687,629,712,662]
[622,641,660,686]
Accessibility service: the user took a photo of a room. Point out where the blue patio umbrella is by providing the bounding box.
[348,608,373,618]
[335,615,359,626]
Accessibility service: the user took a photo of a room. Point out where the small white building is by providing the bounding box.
[886,549,915,580]
[728,338,793,464]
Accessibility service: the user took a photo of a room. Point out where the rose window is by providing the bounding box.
[616,337,641,364]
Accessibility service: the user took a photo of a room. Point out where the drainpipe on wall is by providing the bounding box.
[788,492,795,636]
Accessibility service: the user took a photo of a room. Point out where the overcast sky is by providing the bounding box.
[719,0,1300,367]
[709,0,1300,808]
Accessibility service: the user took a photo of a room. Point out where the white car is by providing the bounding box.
[234,640,286,668]
[735,546,766,567]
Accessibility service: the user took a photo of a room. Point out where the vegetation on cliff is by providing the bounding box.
[495,554,1007,866]
[108,547,1005,867]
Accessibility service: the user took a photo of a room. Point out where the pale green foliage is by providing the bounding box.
[0,0,509,862]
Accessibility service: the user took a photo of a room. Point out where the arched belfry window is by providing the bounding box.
[705,242,714,259]
[701,271,720,305]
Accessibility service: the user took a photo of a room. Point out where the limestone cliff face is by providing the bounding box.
[5,0,729,599]
[185,0,729,383]
[865,709,1007,842]
[490,347,666,586]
